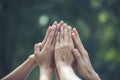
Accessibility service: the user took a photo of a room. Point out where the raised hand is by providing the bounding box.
[55,23,74,67]
[34,23,58,80]
[72,28,101,80]
[54,23,80,80]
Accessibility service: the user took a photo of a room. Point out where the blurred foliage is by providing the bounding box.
[0,0,120,80]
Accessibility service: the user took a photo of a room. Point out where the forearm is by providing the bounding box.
[57,65,81,80]
[2,55,37,80]
[39,67,53,80]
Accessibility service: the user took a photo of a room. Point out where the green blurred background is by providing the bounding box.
[0,0,120,80]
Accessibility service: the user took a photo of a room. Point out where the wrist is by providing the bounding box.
[40,67,53,80]
[56,65,77,80]
[85,71,101,80]
[28,55,36,66]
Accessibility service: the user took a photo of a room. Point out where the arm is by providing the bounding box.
[56,65,81,80]
[72,28,101,80]
[39,66,53,80]
[1,55,36,80]
[1,21,56,80]
[34,23,58,80]
[54,23,81,80]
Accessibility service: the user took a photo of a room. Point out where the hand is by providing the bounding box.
[72,28,101,80]
[34,23,58,80]
[53,21,65,80]
[55,23,74,68]
[34,23,58,68]
[54,23,80,80]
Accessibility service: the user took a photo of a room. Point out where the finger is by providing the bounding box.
[46,25,56,45]
[42,26,51,48]
[72,32,85,51]
[72,49,83,62]
[55,32,60,47]
[68,26,72,43]
[72,32,88,60]
[60,26,64,44]
[42,26,51,44]
[64,23,68,42]
[72,28,80,42]
[57,21,64,32]
[72,49,85,74]
[52,21,57,26]
[52,25,58,46]
[58,20,64,27]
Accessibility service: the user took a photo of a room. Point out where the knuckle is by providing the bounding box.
[34,44,37,47]
[34,43,39,47]
[34,52,39,57]
[84,50,88,57]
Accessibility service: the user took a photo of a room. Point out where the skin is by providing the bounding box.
[1,55,36,80]
[1,21,100,80]
[72,28,101,80]
[35,23,58,80]
[1,21,56,80]
[53,21,64,80]
[54,23,81,80]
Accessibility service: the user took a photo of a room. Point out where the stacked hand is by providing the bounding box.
[2,21,101,80]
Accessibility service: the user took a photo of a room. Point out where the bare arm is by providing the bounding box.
[35,22,58,80]
[1,21,55,80]
[1,55,36,80]
[72,28,101,80]
[55,23,81,80]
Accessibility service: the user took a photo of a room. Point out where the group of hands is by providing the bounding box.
[2,21,101,80]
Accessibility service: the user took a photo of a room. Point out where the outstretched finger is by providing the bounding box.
[58,20,64,27]
[55,32,60,47]
[52,24,59,46]
[46,25,56,45]
[42,21,57,48]
[52,21,57,26]
[64,23,68,42]
[68,26,72,43]
[72,49,83,63]
[72,32,86,56]
[60,26,64,45]
[41,26,52,48]
[72,32,91,65]
[72,28,81,42]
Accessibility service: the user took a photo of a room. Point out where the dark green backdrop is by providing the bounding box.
[0,0,120,80]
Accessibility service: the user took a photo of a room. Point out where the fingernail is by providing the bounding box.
[61,20,64,23]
